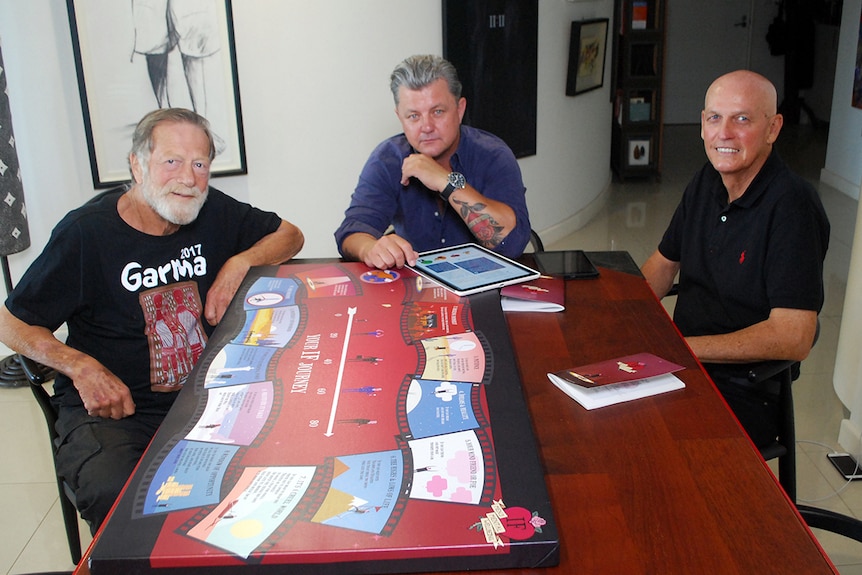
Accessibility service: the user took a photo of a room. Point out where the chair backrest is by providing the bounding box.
[21,355,60,442]
[526,229,545,253]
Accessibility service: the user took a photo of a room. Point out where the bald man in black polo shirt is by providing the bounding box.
[641,70,830,448]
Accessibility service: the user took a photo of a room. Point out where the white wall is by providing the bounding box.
[0,0,613,282]
[822,0,862,199]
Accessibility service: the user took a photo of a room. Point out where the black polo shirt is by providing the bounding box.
[658,151,830,338]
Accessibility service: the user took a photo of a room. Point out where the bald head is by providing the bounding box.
[700,70,783,199]
[705,70,778,117]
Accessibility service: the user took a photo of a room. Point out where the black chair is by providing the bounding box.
[19,354,82,565]
[526,229,544,253]
[740,357,800,501]
[797,504,862,543]
[744,356,862,543]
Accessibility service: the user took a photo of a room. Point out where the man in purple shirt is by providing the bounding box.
[335,54,530,270]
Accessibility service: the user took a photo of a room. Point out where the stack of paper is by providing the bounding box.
[547,352,685,410]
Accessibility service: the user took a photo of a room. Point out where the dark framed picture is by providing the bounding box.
[566,18,609,96]
[443,0,538,158]
[67,0,246,188]
[626,136,652,167]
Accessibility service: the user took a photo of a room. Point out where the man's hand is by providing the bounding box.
[359,234,419,270]
[72,358,136,420]
[205,256,250,325]
[204,220,304,326]
[401,153,449,191]
[0,306,136,419]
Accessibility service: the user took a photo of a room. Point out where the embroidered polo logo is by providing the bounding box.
[739,250,746,264]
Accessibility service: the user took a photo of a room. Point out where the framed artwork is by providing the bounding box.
[627,137,651,167]
[67,0,246,188]
[566,18,609,96]
[443,0,538,158]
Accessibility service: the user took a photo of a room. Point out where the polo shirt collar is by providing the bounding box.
[713,150,784,209]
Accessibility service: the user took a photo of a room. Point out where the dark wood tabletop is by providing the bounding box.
[497,262,836,574]
[74,257,836,575]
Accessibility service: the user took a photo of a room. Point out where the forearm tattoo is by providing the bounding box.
[454,199,505,248]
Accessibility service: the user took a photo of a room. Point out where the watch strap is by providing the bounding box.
[441,183,457,201]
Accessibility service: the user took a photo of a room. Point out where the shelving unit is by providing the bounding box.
[611,0,666,180]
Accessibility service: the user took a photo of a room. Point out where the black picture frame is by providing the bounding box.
[67,0,246,188]
[626,134,653,167]
[443,0,538,158]
[566,18,609,96]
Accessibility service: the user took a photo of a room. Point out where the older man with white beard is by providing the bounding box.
[0,108,304,533]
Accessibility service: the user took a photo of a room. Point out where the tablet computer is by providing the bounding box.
[408,243,540,297]
[533,250,600,279]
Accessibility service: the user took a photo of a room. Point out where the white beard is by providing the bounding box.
[140,178,208,225]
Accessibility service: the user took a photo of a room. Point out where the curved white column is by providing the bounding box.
[835,181,862,455]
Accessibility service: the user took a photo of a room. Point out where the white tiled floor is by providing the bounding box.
[0,377,92,574]
[0,124,860,573]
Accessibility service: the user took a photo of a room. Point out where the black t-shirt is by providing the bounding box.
[658,151,830,338]
[6,187,282,413]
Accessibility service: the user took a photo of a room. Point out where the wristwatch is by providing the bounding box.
[441,172,466,201]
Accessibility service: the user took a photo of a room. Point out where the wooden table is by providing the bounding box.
[74,256,836,574]
[501,260,836,574]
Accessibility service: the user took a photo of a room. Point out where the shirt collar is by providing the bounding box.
[733,150,784,208]
[713,149,784,209]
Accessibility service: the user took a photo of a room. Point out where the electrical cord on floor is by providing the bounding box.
[795,438,862,504]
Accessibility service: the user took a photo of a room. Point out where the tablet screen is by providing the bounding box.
[533,250,600,279]
[408,243,540,296]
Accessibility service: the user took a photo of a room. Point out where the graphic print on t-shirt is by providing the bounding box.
[140,281,208,392]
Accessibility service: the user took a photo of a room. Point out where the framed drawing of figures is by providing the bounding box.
[67,0,246,188]
[443,0,538,158]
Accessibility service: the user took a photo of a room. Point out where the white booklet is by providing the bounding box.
[547,372,685,410]
[547,353,686,410]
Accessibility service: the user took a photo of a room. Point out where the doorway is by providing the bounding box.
[663,0,756,124]
[663,0,840,126]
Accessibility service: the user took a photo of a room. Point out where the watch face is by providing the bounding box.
[448,172,466,189]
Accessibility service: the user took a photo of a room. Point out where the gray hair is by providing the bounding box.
[128,108,216,177]
[390,55,462,106]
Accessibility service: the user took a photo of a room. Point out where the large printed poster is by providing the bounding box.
[93,262,557,574]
